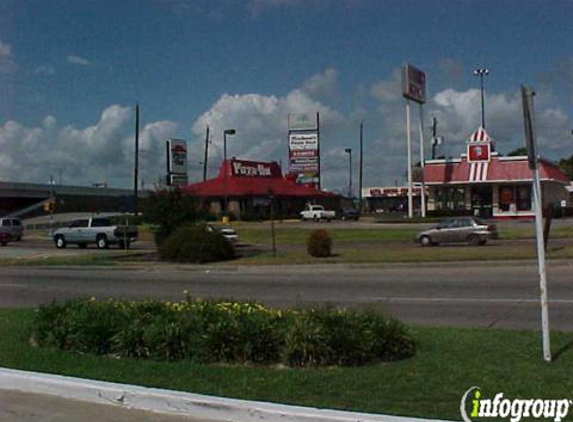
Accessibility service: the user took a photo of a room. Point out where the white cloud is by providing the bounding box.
[34,64,55,75]
[0,105,177,187]
[0,39,16,73]
[190,75,344,182]
[67,55,90,66]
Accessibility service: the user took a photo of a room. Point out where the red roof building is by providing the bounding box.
[423,127,570,219]
[184,159,339,218]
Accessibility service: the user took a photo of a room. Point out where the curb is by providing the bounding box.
[0,368,452,422]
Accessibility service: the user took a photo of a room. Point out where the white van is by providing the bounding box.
[0,218,23,241]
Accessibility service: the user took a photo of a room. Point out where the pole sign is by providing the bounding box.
[521,85,537,170]
[166,138,188,187]
[402,64,426,104]
[288,113,320,187]
[288,113,319,131]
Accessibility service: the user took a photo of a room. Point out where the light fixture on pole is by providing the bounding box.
[473,68,489,128]
[344,148,352,198]
[223,129,236,212]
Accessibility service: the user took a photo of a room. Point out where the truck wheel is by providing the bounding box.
[118,240,130,250]
[313,215,319,222]
[55,235,67,249]
[96,235,109,249]
[1,241,6,247]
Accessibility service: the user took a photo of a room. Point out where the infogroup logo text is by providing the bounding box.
[461,387,572,422]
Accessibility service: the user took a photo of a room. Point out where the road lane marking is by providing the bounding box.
[362,297,573,304]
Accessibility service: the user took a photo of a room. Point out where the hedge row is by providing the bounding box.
[33,298,417,367]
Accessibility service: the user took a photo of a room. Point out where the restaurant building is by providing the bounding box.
[423,127,570,219]
[184,159,339,218]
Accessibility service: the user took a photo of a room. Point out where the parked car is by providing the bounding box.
[52,217,138,249]
[415,217,498,246]
[300,204,336,222]
[340,208,360,221]
[0,228,13,246]
[207,224,238,244]
[0,217,23,241]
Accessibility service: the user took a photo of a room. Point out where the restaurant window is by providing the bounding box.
[499,186,514,212]
[516,185,532,211]
[435,187,465,211]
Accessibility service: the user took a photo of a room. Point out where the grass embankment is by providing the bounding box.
[1,308,572,421]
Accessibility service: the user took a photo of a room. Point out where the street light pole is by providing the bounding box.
[345,148,352,198]
[473,68,489,128]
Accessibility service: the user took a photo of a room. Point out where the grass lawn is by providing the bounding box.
[236,243,573,265]
[235,224,573,245]
[1,308,572,421]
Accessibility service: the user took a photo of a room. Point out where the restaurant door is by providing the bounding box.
[471,185,493,218]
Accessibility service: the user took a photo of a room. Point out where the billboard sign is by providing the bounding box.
[521,85,537,170]
[288,133,319,183]
[167,139,188,174]
[402,64,426,104]
[288,113,318,131]
[168,173,188,187]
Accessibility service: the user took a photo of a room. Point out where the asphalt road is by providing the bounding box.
[1,262,572,330]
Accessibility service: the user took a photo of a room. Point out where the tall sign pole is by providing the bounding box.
[418,103,426,217]
[522,85,551,362]
[134,103,140,215]
[406,99,413,218]
[359,122,364,211]
[402,64,426,219]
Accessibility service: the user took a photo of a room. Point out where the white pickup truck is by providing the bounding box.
[52,217,138,249]
[300,204,336,222]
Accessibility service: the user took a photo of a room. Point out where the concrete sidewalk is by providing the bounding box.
[0,368,453,422]
[0,389,207,422]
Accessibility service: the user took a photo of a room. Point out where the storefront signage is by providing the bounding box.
[231,160,274,177]
[467,143,491,163]
[288,113,318,131]
[166,138,188,187]
[401,64,426,104]
[288,132,319,186]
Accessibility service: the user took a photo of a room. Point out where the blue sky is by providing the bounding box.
[1,0,572,191]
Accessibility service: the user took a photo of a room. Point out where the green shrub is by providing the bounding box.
[158,225,234,263]
[307,229,332,258]
[32,298,417,367]
[143,188,199,246]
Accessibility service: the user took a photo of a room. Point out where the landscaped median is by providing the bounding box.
[1,304,573,421]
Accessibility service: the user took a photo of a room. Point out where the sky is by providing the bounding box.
[1,0,573,193]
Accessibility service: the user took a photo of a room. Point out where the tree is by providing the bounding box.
[143,188,199,245]
[506,147,528,156]
[558,154,573,180]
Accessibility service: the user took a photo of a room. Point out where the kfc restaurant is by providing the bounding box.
[424,127,570,219]
[184,158,339,218]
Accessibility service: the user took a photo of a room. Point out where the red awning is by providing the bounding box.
[183,159,336,198]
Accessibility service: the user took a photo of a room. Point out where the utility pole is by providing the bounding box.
[359,122,363,211]
[344,148,352,198]
[133,103,140,215]
[203,126,210,181]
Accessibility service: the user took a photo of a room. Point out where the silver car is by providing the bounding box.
[416,217,498,247]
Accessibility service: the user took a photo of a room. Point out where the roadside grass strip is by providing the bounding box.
[1,308,573,421]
